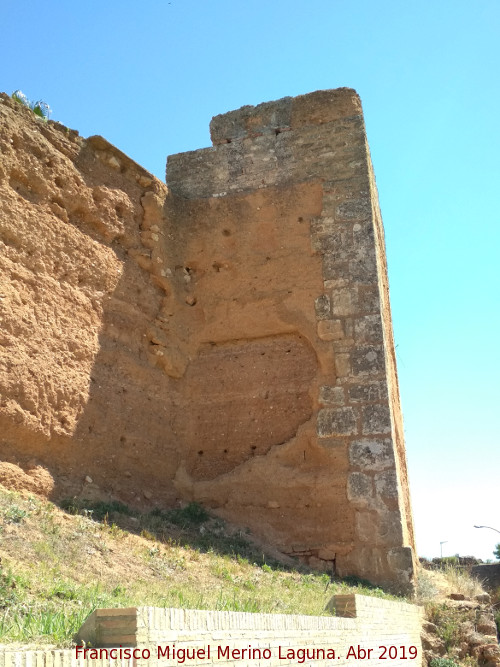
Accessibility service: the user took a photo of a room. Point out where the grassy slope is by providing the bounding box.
[0,485,397,648]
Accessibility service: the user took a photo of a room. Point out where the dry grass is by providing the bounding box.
[415,565,485,603]
[440,566,484,598]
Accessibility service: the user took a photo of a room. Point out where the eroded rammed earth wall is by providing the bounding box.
[0,89,416,591]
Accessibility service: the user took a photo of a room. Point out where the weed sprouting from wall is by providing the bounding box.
[11,90,51,120]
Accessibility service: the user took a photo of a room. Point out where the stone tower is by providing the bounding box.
[165,89,416,591]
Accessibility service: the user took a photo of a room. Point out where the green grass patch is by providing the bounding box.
[60,498,133,521]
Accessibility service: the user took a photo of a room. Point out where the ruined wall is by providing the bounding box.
[0,89,416,591]
[0,92,180,505]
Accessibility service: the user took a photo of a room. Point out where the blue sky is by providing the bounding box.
[3,0,499,561]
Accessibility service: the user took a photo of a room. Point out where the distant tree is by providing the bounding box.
[494,543,500,560]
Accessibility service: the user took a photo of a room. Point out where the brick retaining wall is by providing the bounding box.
[0,595,424,667]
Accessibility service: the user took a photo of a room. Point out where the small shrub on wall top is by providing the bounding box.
[11,90,51,119]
